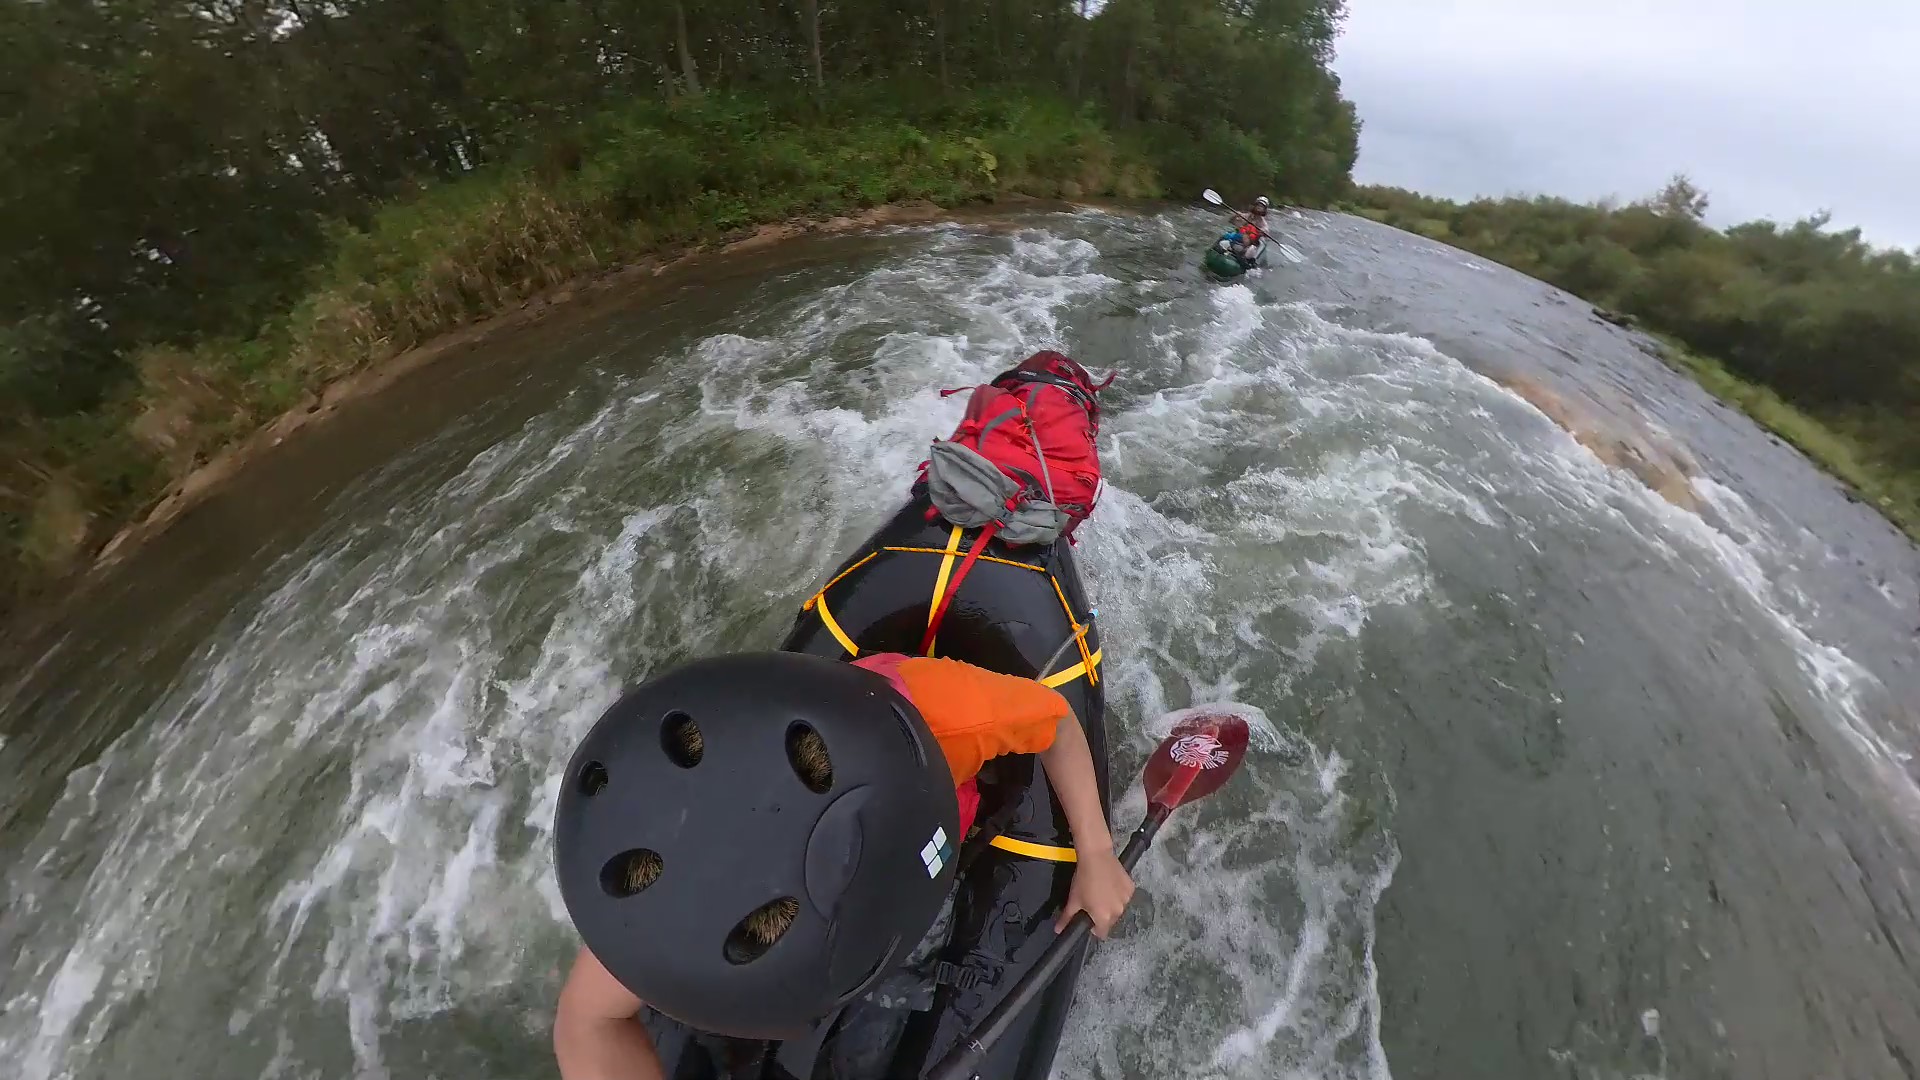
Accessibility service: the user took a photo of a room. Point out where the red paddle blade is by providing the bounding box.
[1142,711,1252,811]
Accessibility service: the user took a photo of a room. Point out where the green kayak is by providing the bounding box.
[1203,244,1267,279]
[1203,248,1246,278]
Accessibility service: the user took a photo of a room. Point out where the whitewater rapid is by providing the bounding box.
[3,210,1916,1080]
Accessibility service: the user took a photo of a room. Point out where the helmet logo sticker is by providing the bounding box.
[920,826,952,878]
[1169,732,1229,769]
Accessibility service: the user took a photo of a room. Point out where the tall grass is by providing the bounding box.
[1652,339,1920,537]
[6,88,1159,603]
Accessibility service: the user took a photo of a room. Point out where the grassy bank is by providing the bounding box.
[6,90,1160,602]
[1647,339,1920,535]
[1345,187,1920,543]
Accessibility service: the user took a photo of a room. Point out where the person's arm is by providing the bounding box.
[899,656,1135,935]
[554,946,667,1080]
[1038,712,1135,939]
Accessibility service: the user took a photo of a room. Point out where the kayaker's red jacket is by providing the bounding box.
[852,653,1069,835]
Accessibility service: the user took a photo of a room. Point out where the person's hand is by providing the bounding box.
[1056,847,1134,939]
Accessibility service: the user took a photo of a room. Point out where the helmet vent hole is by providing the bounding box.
[600,848,663,898]
[725,897,799,964]
[577,761,609,797]
[786,722,833,794]
[661,712,703,768]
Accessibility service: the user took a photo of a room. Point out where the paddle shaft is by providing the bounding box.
[925,805,1173,1080]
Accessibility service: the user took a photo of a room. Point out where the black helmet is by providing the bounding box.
[554,652,960,1040]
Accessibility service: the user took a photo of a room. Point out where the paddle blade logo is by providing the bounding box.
[1146,710,1250,807]
[1168,732,1228,770]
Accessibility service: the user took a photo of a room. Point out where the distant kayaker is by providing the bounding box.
[549,651,1133,1080]
[1215,196,1272,265]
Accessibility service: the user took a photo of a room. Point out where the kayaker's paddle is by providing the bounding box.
[1210,186,1300,217]
[1202,187,1251,225]
[926,710,1253,1080]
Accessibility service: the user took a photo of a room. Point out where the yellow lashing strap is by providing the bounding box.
[802,542,1101,686]
[813,595,860,657]
[1040,647,1103,688]
[803,552,877,611]
[989,834,1078,862]
[883,547,1045,573]
[804,552,878,657]
[927,527,964,623]
[924,526,965,654]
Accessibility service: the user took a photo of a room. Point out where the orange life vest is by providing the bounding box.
[851,653,1068,836]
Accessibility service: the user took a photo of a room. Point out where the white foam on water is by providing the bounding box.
[1054,737,1397,1080]
[1273,306,1884,767]
[1069,246,1903,1078]
[1095,300,1507,711]
[1208,839,1399,1080]
[17,948,104,1080]
[11,208,1896,1080]
[0,210,1641,1080]
[1058,287,1517,1080]
[1061,275,1643,1080]
[0,222,1139,1080]
[1469,374,1912,807]
[1219,454,1437,680]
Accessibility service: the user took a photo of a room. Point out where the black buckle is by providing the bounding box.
[933,960,992,991]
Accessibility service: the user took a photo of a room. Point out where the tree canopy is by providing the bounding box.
[0,0,1359,602]
[0,0,1354,413]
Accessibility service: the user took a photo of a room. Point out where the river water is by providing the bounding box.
[2,209,1917,1080]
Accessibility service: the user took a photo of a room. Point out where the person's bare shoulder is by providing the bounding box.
[558,945,643,1023]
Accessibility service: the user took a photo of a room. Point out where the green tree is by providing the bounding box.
[1650,173,1710,222]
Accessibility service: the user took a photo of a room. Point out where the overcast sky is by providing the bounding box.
[1332,0,1920,249]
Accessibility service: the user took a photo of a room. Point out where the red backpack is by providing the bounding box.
[916,351,1113,653]
[932,350,1111,537]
